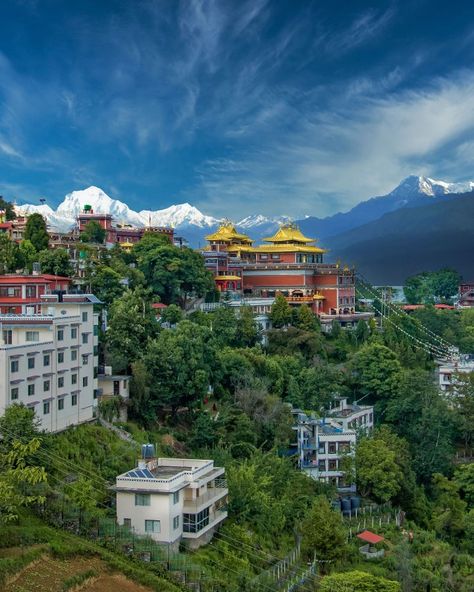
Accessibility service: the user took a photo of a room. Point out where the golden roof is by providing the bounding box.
[263,222,315,244]
[214,274,242,281]
[248,244,326,254]
[205,221,253,244]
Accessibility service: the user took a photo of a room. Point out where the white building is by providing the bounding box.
[326,396,374,433]
[115,456,228,550]
[292,398,374,492]
[438,355,474,393]
[0,293,100,432]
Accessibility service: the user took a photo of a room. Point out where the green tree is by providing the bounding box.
[106,288,158,372]
[296,304,319,332]
[38,248,74,276]
[80,220,106,243]
[0,195,17,220]
[23,213,49,251]
[88,266,125,305]
[319,571,401,592]
[454,463,474,509]
[269,293,292,328]
[351,343,402,412]
[430,268,461,301]
[129,360,154,426]
[356,436,402,502]
[0,233,21,273]
[19,239,37,273]
[144,321,217,414]
[0,439,47,523]
[138,243,214,306]
[235,306,260,347]
[300,496,347,569]
[0,404,42,452]
[432,473,467,541]
[160,303,184,325]
[354,319,370,344]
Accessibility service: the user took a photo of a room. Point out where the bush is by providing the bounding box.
[61,569,97,591]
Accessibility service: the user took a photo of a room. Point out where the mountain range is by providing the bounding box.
[16,175,474,283]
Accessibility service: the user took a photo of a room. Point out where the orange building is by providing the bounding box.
[203,221,360,319]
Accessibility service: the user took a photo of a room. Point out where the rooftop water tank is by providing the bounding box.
[142,444,155,459]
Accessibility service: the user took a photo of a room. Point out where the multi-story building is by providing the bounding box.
[0,274,72,315]
[291,399,374,492]
[115,456,228,550]
[201,221,373,330]
[77,206,174,247]
[459,282,474,308]
[437,355,474,393]
[326,396,374,433]
[0,293,100,432]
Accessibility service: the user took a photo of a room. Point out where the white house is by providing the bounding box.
[437,355,474,393]
[292,398,374,492]
[115,456,228,550]
[0,293,100,432]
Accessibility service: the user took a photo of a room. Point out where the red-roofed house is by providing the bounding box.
[0,274,72,314]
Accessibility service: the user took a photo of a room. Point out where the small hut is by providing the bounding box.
[356,530,385,559]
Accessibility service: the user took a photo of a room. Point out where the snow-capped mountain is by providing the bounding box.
[16,186,219,233]
[14,175,474,245]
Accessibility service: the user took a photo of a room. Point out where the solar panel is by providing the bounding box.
[142,469,154,478]
[126,471,139,478]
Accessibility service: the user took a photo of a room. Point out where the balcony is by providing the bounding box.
[182,508,228,540]
[183,487,228,512]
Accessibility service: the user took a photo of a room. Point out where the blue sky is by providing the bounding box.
[1,0,474,218]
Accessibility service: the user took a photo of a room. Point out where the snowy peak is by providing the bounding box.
[139,203,218,228]
[389,175,474,199]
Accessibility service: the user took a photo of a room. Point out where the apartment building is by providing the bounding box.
[438,355,474,393]
[326,396,374,433]
[97,365,130,422]
[291,399,374,492]
[115,456,228,550]
[0,274,72,314]
[0,293,100,432]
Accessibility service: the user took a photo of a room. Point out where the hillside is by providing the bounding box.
[325,191,474,283]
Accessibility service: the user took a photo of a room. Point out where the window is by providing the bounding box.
[71,394,77,406]
[11,387,19,401]
[27,357,35,369]
[58,352,64,364]
[82,333,89,344]
[2,330,12,344]
[43,401,50,415]
[26,286,36,298]
[71,349,77,362]
[339,442,350,453]
[113,380,120,396]
[82,311,88,322]
[82,376,88,387]
[57,329,64,341]
[172,491,180,505]
[82,355,88,365]
[71,373,77,385]
[93,325,99,336]
[10,360,19,373]
[173,515,180,530]
[58,377,64,388]
[144,520,160,534]
[135,493,151,506]
[43,380,50,392]
[28,384,35,397]
[71,327,77,339]
[26,331,39,342]
[328,442,337,454]
[318,459,326,471]
[43,354,50,366]
[58,398,65,410]
[183,508,209,533]
[328,459,338,471]
[123,518,131,529]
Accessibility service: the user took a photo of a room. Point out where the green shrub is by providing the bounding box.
[61,568,97,591]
